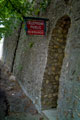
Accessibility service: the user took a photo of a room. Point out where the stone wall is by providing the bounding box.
[57,0,80,119]
[41,15,71,110]
[3,0,80,117]
[13,31,48,111]
[2,24,22,72]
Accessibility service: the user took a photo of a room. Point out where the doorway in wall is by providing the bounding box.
[41,15,71,110]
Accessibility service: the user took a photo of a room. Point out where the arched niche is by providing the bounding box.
[41,15,71,110]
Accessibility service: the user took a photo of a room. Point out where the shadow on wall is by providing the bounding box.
[0,88,9,120]
[64,0,70,4]
[41,15,71,110]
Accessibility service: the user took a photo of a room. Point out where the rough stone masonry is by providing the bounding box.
[2,0,80,119]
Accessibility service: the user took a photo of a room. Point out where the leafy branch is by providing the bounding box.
[7,0,23,17]
[0,0,51,40]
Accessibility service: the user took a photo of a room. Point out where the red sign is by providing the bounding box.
[26,20,45,35]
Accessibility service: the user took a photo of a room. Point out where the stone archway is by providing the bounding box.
[41,15,71,110]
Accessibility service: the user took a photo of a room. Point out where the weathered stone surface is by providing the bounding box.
[2,24,21,71]
[41,15,71,110]
[2,1,80,119]
[13,30,48,111]
[0,60,46,120]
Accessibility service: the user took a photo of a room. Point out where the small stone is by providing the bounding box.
[78,76,80,81]
[65,53,68,57]
[58,49,63,53]
[46,80,49,84]
[52,67,55,71]
[12,93,15,96]
[58,29,62,33]
[42,101,46,105]
[7,86,14,91]
[57,38,60,41]
[62,46,65,49]
[54,45,59,48]
[48,94,52,98]
[39,117,44,120]
[44,95,48,98]
[9,75,16,82]
[78,113,80,117]
[53,93,58,97]
[59,39,64,43]
[55,76,59,81]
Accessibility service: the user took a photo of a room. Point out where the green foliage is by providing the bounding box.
[17,64,23,71]
[0,0,51,40]
[0,0,35,40]
[29,41,34,48]
[40,0,51,11]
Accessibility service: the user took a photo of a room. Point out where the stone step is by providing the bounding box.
[42,109,57,120]
[5,113,47,120]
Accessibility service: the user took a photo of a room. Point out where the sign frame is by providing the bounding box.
[24,17,49,36]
